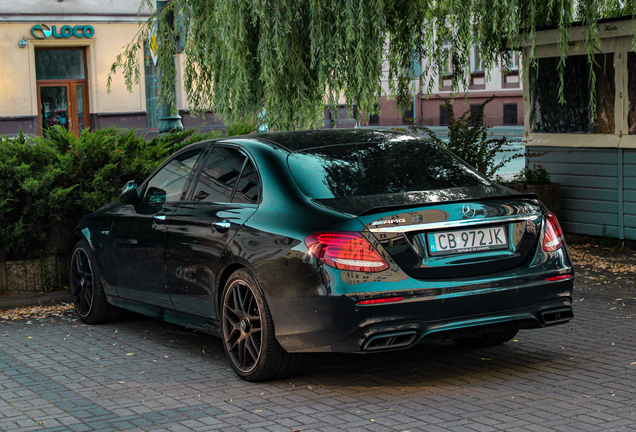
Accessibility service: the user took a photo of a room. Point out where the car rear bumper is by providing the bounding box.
[267,277,574,353]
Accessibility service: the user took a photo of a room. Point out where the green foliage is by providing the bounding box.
[0,127,221,261]
[514,164,552,184]
[411,98,524,178]
[109,1,636,130]
[226,118,257,137]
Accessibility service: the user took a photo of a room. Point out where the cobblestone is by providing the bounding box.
[2,252,636,430]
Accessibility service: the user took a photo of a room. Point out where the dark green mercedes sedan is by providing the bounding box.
[69,129,574,381]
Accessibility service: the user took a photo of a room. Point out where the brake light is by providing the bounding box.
[542,212,564,252]
[357,297,404,305]
[305,232,390,272]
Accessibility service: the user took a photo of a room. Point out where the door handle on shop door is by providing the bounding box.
[213,220,231,233]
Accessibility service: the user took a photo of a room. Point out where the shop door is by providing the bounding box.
[35,48,89,136]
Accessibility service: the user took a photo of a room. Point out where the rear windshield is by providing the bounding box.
[287,136,490,199]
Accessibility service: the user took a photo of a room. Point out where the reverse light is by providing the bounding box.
[542,212,564,252]
[546,274,573,282]
[356,296,404,305]
[305,232,390,272]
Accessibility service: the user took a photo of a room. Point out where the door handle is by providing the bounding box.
[213,220,231,233]
[153,214,166,222]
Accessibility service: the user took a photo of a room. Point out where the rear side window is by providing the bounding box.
[287,138,489,199]
[232,160,260,204]
[190,147,246,203]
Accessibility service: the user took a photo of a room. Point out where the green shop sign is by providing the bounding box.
[31,24,95,39]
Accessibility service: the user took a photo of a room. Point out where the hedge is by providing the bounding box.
[0,126,222,261]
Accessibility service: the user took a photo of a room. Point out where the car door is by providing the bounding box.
[110,148,205,308]
[165,146,261,318]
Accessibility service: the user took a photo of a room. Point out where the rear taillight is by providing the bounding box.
[543,212,564,252]
[305,232,390,272]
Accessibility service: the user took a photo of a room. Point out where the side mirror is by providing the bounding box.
[145,186,167,203]
[120,180,140,204]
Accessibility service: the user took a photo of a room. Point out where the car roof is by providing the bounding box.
[244,128,413,152]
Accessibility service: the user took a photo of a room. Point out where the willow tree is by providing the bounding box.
[109,0,636,131]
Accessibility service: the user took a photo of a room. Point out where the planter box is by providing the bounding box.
[503,182,561,220]
[0,254,68,295]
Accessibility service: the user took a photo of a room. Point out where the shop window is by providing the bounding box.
[440,105,450,125]
[35,48,89,137]
[440,39,453,90]
[470,104,483,126]
[502,51,521,88]
[144,44,161,129]
[35,50,85,80]
[369,103,380,125]
[469,45,486,90]
[629,52,636,135]
[402,106,414,125]
[503,104,518,125]
[530,53,615,134]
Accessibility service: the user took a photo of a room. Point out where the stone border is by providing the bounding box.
[0,254,68,296]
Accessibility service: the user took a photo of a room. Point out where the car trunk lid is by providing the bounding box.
[316,188,543,279]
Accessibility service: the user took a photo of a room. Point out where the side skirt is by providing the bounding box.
[106,295,222,337]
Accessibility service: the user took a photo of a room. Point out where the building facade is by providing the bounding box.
[0,0,222,137]
[375,50,524,128]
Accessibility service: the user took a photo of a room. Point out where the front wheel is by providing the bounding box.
[69,239,119,324]
[221,269,300,381]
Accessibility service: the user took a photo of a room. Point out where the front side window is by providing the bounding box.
[143,150,203,203]
[530,53,615,134]
[190,147,246,203]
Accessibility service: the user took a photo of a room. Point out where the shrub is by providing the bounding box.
[416,97,524,178]
[514,164,551,184]
[0,127,221,260]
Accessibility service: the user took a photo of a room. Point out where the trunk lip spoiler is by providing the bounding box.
[368,212,542,233]
[350,193,541,218]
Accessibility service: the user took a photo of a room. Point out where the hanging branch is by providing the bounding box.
[109,0,636,130]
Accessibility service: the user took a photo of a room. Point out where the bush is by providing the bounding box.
[0,127,221,260]
[396,97,525,179]
[514,164,551,184]
[416,97,524,178]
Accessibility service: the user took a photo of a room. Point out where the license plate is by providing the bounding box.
[428,226,507,256]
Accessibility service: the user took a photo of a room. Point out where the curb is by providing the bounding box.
[0,291,72,310]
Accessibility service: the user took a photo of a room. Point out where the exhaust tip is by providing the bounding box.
[540,308,574,325]
[362,331,417,351]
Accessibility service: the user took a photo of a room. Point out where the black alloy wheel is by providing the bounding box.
[69,240,119,324]
[70,245,94,318]
[221,269,300,381]
[223,277,263,373]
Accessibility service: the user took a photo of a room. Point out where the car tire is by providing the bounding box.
[453,328,519,348]
[221,268,300,382]
[69,239,120,324]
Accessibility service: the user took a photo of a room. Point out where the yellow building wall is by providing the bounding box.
[0,22,146,117]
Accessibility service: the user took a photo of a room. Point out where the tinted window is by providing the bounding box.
[287,137,489,199]
[143,149,203,203]
[190,147,246,203]
[232,160,260,204]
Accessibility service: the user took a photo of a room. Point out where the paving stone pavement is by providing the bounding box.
[1,272,635,431]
